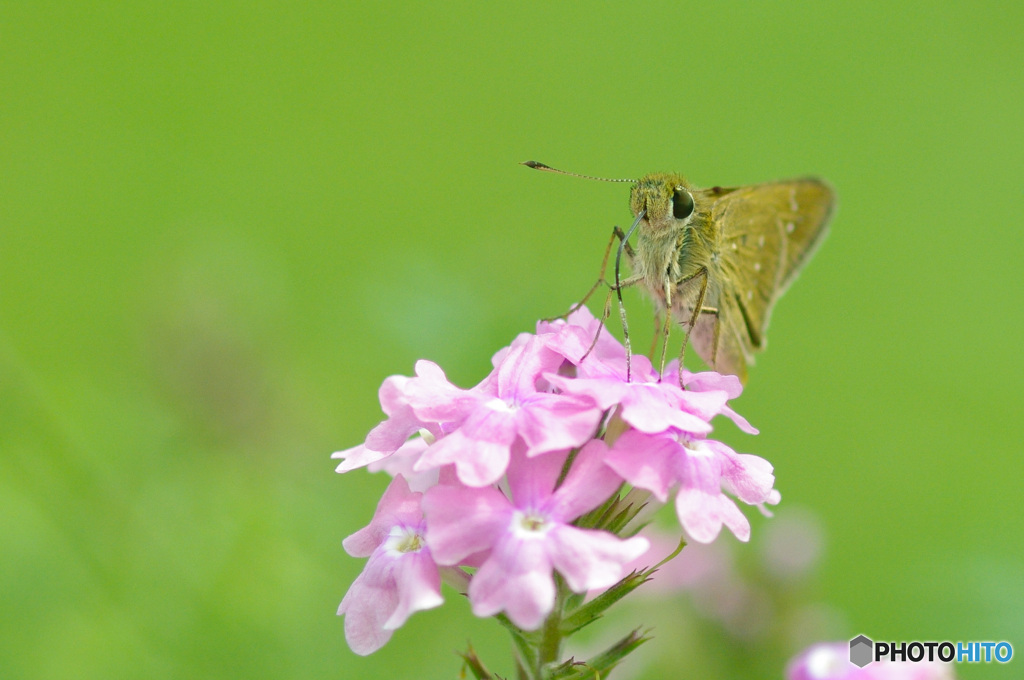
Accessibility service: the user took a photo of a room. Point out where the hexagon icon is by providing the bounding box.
[849,635,873,668]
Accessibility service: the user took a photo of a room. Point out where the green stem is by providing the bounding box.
[536,579,567,675]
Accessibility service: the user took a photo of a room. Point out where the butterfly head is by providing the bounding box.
[629,173,696,232]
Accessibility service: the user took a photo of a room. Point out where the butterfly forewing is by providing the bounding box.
[712,179,833,343]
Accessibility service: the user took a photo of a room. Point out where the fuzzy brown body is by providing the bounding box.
[628,173,834,383]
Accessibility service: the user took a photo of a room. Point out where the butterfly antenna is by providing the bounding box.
[521,161,635,183]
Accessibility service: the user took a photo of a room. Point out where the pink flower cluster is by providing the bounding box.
[787,643,954,680]
[333,308,777,655]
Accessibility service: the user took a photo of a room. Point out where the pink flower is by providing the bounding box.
[545,352,721,437]
[337,476,444,655]
[787,642,954,680]
[411,336,604,487]
[536,306,628,366]
[422,442,650,629]
[540,309,754,436]
[672,363,759,435]
[331,361,455,472]
[604,430,775,543]
[364,436,439,492]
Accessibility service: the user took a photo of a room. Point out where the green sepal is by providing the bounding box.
[602,499,649,537]
[572,488,623,530]
[573,489,648,537]
[560,537,686,636]
[459,643,495,680]
[547,628,652,680]
[494,613,541,675]
[558,569,651,636]
[514,656,531,680]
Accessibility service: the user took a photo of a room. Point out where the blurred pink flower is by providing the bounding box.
[787,642,955,680]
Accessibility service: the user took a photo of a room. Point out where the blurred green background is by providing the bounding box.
[2,2,1021,678]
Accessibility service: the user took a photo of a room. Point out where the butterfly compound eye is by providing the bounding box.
[672,187,694,219]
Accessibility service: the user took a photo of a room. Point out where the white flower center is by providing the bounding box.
[679,437,711,456]
[511,509,552,538]
[384,525,425,555]
[485,397,516,413]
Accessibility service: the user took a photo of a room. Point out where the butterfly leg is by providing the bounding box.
[613,273,643,381]
[572,227,642,378]
[649,312,666,358]
[674,267,711,387]
[657,281,720,380]
[581,271,641,361]
[657,280,675,376]
[543,226,634,322]
[708,305,722,367]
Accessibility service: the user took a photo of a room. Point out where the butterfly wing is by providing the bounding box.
[691,179,834,381]
[688,292,754,384]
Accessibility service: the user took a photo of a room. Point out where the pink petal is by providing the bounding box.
[338,551,398,655]
[506,446,565,509]
[540,319,631,370]
[490,331,535,371]
[620,385,714,435]
[604,430,681,502]
[675,488,751,543]
[685,370,743,398]
[413,406,516,487]
[363,374,424,453]
[332,443,389,473]
[658,364,759,434]
[342,476,422,557]
[384,550,444,629]
[546,440,624,521]
[722,405,759,434]
[468,533,556,630]
[535,305,613,356]
[675,388,731,423]
[403,360,481,424]
[714,446,775,505]
[366,437,438,492]
[422,484,510,565]
[548,525,649,592]
[516,393,603,455]
[544,373,629,411]
[495,336,565,399]
[338,535,443,656]
[675,440,723,494]
[562,306,630,365]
